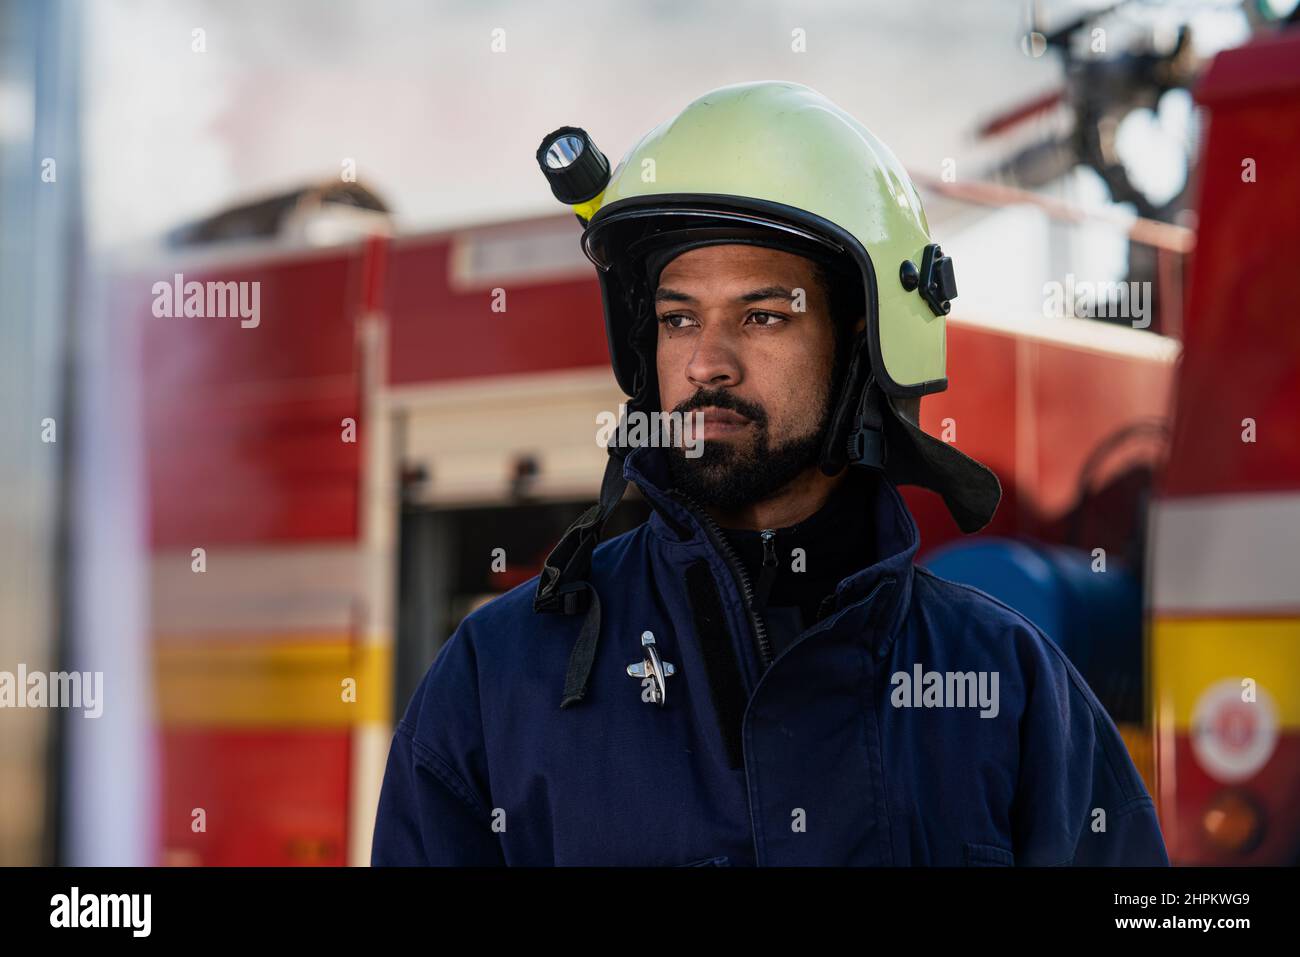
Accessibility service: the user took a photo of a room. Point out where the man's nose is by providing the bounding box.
[685,322,742,389]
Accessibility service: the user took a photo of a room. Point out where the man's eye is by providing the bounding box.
[746,311,788,327]
[658,313,697,330]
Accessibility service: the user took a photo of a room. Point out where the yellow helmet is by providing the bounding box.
[534,81,1001,647]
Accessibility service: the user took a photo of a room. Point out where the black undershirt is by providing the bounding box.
[718,472,877,660]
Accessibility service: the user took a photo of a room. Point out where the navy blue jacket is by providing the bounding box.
[372,445,1169,866]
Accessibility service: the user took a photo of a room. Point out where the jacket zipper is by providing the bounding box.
[670,489,774,670]
[756,529,778,612]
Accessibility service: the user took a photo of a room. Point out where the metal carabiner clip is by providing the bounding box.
[626,630,676,706]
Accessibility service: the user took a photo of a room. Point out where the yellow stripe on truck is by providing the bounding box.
[154,636,392,727]
[1151,617,1300,728]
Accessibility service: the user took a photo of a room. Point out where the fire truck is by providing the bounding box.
[119,30,1298,866]
[1145,30,1300,865]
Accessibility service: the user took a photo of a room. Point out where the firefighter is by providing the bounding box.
[371,81,1169,866]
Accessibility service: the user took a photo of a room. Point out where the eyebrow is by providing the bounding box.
[654,285,799,304]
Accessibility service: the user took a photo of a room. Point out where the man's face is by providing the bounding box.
[654,244,839,511]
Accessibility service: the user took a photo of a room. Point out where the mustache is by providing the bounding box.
[672,389,768,428]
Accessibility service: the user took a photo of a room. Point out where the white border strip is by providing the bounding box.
[151,543,361,636]
[1150,493,1300,614]
[948,310,1181,363]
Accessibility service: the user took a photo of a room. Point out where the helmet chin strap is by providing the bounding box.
[845,375,887,470]
[818,327,884,476]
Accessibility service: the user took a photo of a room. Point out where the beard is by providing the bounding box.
[665,383,833,514]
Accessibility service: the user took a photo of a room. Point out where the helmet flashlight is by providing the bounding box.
[536,126,610,225]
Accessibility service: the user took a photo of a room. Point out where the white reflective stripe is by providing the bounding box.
[1150,493,1300,614]
[948,310,1181,363]
[151,544,361,635]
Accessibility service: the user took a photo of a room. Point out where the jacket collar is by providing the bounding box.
[622,445,918,654]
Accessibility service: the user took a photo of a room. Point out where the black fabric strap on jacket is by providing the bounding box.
[685,560,747,768]
[536,450,630,708]
[558,584,603,709]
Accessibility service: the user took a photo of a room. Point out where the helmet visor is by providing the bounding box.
[582,200,847,272]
